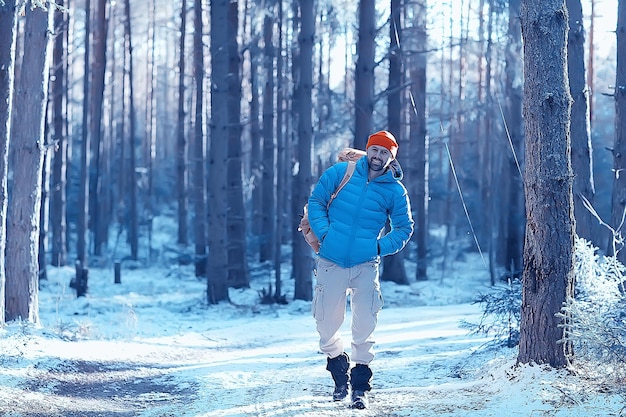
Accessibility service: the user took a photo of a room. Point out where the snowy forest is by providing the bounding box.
[1,0,626,390]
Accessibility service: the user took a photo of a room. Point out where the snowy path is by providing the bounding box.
[1,301,498,417]
[2,263,620,416]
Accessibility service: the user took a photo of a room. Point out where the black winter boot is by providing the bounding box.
[350,364,373,409]
[326,352,350,401]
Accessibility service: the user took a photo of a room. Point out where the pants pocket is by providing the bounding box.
[371,289,384,314]
[312,284,325,321]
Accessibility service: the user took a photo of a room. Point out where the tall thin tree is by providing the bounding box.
[354,0,376,148]
[226,0,249,288]
[192,0,207,277]
[6,4,54,323]
[0,0,19,324]
[567,0,595,245]
[123,0,139,259]
[50,0,68,268]
[208,0,230,302]
[610,0,626,263]
[176,0,188,246]
[382,0,409,285]
[518,0,575,367]
[293,0,315,301]
[91,0,109,256]
[78,0,91,267]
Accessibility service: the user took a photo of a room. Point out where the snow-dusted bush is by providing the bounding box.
[559,237,626,381]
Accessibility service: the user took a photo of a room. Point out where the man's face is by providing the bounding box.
[367,145,393,171]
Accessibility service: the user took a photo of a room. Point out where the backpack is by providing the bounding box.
[298,148,366,253]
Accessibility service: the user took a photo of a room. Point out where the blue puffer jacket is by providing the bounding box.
[308,155,414,268]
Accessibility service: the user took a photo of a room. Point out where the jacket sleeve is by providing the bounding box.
[378,183,414,257]
[307,163,345,243]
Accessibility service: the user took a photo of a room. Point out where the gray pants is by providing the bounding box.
[312,257,384,365]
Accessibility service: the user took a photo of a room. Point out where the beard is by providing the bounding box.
[368,157,386,171]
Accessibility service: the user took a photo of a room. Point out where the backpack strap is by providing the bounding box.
[326,161,357,209]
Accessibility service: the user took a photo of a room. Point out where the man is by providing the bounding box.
[307,130,414,409]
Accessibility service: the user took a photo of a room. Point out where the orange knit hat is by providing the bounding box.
[366,130,398,158]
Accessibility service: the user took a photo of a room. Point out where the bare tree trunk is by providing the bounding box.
[145,0,157,257]
[78,0,91,267]
[354,0,375,149]
[226,0,249,288]
[176,0,188,246]
[503,0,524,276]
[382,0,409,285]
[39,140,51,281]
[0,0,19,324]
[192,0,207,277]
[610,0,626,263]
[567,0,595,246]
[51,0,68,267]
[91,0,109,257]
[6,5,53,323]
[123,0,139,260]
[208,0,230,302]
[274,0,285,302]
[518,0,575,368]
[260,6,276,264]
[405,0,428,282]
[588,0,596,125]
[293,0,314,301]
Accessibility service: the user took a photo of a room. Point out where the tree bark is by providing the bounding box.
[50,0,68,267]
[354,0,376,148]
[123,0,139,260]
[404,0,428,281]
[293,0,314,301]
[260,7,276,264]
[192,0,207,277]
[610,0,626,263]
[176,0,188,246]
[382,0,409,285]
[0,0,19,324]
[78,0,91,267]
[6,5,53,323]
[91,0,109,256]
[226,0,249,288]
[567,0,595,245]
[518,0,575,368]
[502,0,524,276]
[208,0,230,302]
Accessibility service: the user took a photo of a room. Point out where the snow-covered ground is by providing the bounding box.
[0,218,624,416]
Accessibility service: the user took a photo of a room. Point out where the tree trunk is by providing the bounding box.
[6,5,53,323]
[123,0,139,260]
[226,0,249,288]
[404,0,428,281]
[208,0,230,303]
[91,0,108,257]
[503,0,524,276]
[176,0,188,246]
[78,0,91,267]
[50,0,68,267]
[518,0,575,368]
[382,0,409,285]
[610,0,626,263]
[260,8,276,264]
[192,0,207,277]
[567,0,595,245]
[354,0,375,149]
[274,0,285,301]
[293,0,314,301]
[0,0,19,324]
